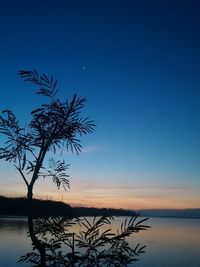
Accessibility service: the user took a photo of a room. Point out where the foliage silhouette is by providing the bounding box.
[0,70,95,266]
[0,70,150,266]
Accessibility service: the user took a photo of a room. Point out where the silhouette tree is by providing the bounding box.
[0,70,95,266]
[0,70,150,266]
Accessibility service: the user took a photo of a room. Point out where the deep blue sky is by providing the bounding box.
[0,0,199,209]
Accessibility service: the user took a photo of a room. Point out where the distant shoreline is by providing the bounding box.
[1,196,200,218]
[0,196,136,217]
[139,208,200,219]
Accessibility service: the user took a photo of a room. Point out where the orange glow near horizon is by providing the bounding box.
[0,168,200,210]
[1,191,200,210]
[1,177,200,210]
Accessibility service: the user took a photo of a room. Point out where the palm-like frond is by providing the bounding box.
[18,71,96,154]
[41,158,70,190]
[29,96,95,154]
[19,70,58,98]
[0,110,31,163]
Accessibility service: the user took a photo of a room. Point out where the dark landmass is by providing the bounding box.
[140,208,200,218]
[1,196,199,218]
[0,196,136,217]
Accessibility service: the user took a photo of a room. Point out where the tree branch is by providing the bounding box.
[15,165,29,187]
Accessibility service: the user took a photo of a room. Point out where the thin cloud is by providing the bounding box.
[81,145,97,154]
[72,179,188,191]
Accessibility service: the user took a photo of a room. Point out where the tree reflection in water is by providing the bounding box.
[19,215,150,267]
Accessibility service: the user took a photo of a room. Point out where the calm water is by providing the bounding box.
[0,216,200,267]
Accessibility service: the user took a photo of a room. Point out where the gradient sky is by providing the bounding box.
[0,0,199,209]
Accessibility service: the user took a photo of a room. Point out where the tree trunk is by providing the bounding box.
[27,186,46,267]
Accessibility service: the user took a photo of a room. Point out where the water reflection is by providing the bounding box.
[0,217,27,231]
[0,217,30,267]
[20,215,150,267]
[129,217,200,267]
[1,217,200,267]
